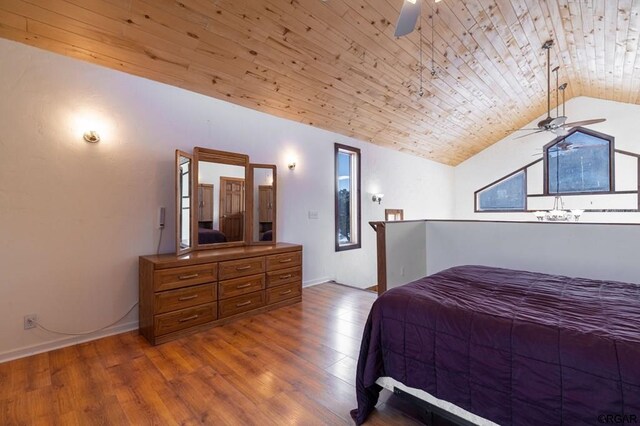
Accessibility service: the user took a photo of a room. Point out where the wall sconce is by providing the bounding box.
[83,130,100,143]
[288,162,296,170]
[372,193,384,204]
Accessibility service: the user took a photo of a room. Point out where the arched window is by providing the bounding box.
[545,128,614,195]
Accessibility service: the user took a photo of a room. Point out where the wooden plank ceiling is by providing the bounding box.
[0,0,638,165]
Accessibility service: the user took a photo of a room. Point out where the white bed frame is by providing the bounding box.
[376,377,498,426]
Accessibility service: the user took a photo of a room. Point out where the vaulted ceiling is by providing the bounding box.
[0,0,638,165]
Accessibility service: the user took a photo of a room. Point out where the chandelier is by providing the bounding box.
[533,196,584,222]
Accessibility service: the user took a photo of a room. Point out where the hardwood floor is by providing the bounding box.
[0,283,424,425]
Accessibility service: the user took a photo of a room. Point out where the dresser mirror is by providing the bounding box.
[248,164,277,245]
[193,148,250,250]
[175,150,193,255]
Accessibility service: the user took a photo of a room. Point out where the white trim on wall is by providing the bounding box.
[0,321,138,364]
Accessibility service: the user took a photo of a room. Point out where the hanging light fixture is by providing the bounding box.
[417,2,437,98]
[430,3,437,78]
[533,196,584,222]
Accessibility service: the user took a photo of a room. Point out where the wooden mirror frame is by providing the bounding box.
[247,164,277,246]
[192,147,250,250]
[175,150,194,255]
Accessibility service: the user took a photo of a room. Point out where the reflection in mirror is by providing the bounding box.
[176,151,193,255]
[385,209,404,221]
[250,165,277,244]
[197,161,245,245]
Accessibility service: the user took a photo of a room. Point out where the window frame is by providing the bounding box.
[543,127,615,196]
[474,168,528,212]
[334,143,361,252]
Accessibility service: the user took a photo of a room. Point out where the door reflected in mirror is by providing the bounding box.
[250,165,276,244]
[176,151,193,255]
[197,161,245,245]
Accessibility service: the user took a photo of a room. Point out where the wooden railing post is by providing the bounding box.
[369,221,387,296]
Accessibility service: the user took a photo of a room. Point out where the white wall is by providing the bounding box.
[454,97,640,223]
[0,39,454,361]
[385,221,427,290]
[379,219,640,295]
[424,221,640,285]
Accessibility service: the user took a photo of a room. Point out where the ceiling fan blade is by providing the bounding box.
[562,118,606,128]
[506,127,543,132]
[513,129,547,140]
[394,0,421,37]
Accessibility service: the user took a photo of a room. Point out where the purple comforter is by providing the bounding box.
[352,265,640,425]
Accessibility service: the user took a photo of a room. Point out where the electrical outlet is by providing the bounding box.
[308,211,319,220]
[24,314,37,330]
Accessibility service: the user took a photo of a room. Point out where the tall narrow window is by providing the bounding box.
[335,143,361,251]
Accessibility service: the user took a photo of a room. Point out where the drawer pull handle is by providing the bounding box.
[280,290,292,295]
[178,273,199,280]
[178,294,198,301]
[279,258,293,263]
[179,314,199,322]
[236,300,252,308]
[236,283,252,289]
[236,265,252,271]
[279,274,292,280]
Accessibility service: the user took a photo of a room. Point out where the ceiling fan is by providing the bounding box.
[512,40,606,140]
[530,139,593,157]
[394,0,441,37]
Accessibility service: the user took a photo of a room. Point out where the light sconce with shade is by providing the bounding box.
[372,193,384,204]
[288,161,296,170]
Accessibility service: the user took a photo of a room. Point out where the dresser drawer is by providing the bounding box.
[218,291,265,319]
[154,263,217,292]
[219,274,265,300]
[266,281,301,305]
[154,283,217,315]
[219,257,265,280]
[154,303,217,336]
[266,266,302,288]
[266,251,301,271]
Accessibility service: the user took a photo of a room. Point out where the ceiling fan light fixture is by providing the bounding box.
[512,39,605,140]
[551,116,567,126]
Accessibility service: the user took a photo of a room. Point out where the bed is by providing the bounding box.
[197,228,227,244]
[351,265,640,425]
[260,230,273,241]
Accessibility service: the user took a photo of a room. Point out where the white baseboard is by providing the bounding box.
[1,279,348,364]
[0,321,138,364]
[302,277,333,287]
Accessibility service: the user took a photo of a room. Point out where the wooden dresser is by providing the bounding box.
[139,243,302,345]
